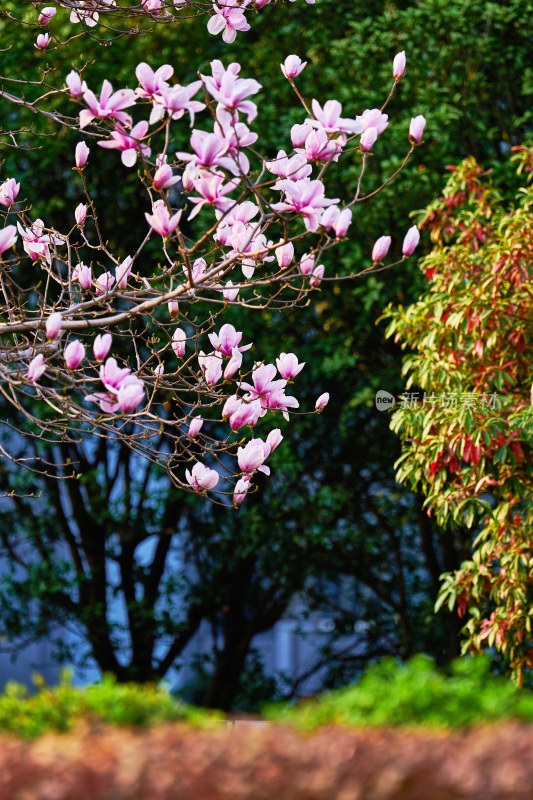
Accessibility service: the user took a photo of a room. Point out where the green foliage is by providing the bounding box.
[0,670,215,739]
[267,654,533,730]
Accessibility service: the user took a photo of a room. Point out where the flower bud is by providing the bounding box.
[75,141,90,169]
[402,225,420,256]
[72,262,92,290]
[75,203,87,226]
[45,312,62,340]
[64,339,85,370]
[172,328,186,357]
[27,354,46,382]
[35,33,50,49]
[38,7,56,24]
[168,299,180,318]
[315,392,329,412]
[393,51,406,79]
[188,416,204,438]
[281,55,307,79]
[409,115,426,143]
[372,235,391,263]
[93,333,112,361]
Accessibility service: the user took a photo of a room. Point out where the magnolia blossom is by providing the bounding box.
[38,7,56,24]
[168,299,180,318]
[72,262,92,289]
[35,33,50,50]
[237,437,270,474]
[360,127,378,152]
[229,398,262,430]
[402,225,420,256]
[275,241,294,268]
[0,178,20,207]
[309,264,325,287]
[409,115,426,143]
[64,340,85,370]
[299,253,315,275]
[372,235,391,262]
[233,476,251,506]
[0,226,17,256]
[117,375,145,413]
[94,271,115,294]
[93,334,112,361]
[276,353,305,380]
[198,352,223,385]
[208,323,251,357]
[27,354,46,382]
[153,164,180,190]
[75,141,90,168]
[98,121,151,167]
[273,179,339,232]
[136,62,173,98]
[75,203,87,226]
[207,0,251,44]
[172,328,187,357]
[66,71,87,99]
[145,200,182,236]
[115,256,133,290]
[187,417,204,438]
[281,55,307,79]
[224,348,243,380]
[393,51,406,79]
[185,462,220,491]
[315,392,330,411]
[17,218,63,263]
[46,312,62,340]
[80,79,137,129]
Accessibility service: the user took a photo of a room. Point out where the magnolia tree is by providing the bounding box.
[0,5,424,506]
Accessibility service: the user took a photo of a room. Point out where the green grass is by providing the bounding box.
[266,655,533,730]
[0,671,218,739]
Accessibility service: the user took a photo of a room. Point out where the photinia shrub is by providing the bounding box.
[383,151,533,682]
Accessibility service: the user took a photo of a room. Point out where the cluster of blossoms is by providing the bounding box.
[0,45,423,504]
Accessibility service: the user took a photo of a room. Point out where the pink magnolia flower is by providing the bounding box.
[207,0,251,44]
[72,262,92,290]
[393,51,406,79]
[185,462,220,491]
[208,323,251,357]
[27,354,46,382]
[315,392,329,411]
[172,328,187,357]
[222,394,242,420]
[187,172,239,220]
[409,115,426,143]
[75,203,87,226]
[266,428,283,452]
[168,299,180,318]
[177,129,229,170]
[229,398,262,431]
[46,312,62,340]
[360,127,378,152]
[300,128,342,164]
[135,62,173,98]
[75,141,90,168]
[241,363,286,406]
[98,121,151,168]
[17,219,63,263]
[224,348,243,380]
[402,225,420,256]
[145,200,182,236]
[100,357,131,392]
[0,226,17,256]
[299,253,315,275]
[308,99,363,135]
[372,235,391,262]
[199,352,223,385]
[188,416,204,438]
[153,164,180,190]
[321,205,352,238]
[115,255,133,290]
[273,179,339,232]
[266,151,312,184]
[237,437,270,474]
[276,353,305,380]
[35,33,50,50]
[233,476,251,506]
[64,339,85,370]
[66,71,87,99]
[117,375,145,413]
[0,178,20,207]
[93,334,112,361]
[38,7,56,24]
[275,241,294,268]
[80,79,137,129]
[281,55,307,79]
[150,82,205,126]
[94,271,115,294]
[357,108,389,135]
[222,281,239,301]
[309,264,325,287]
[205,69,261,123]
[264,387,299,419]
